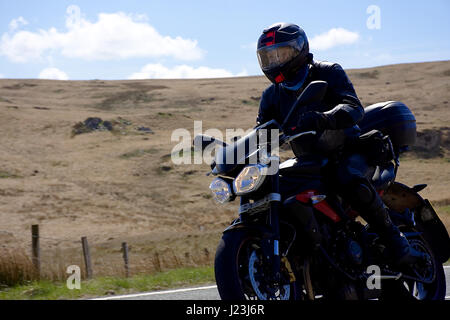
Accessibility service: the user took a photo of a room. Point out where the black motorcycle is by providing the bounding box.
[194,81,450,300]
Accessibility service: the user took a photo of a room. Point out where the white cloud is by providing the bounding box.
[0,5,205,63]
[310,28,359,51]
[128,64,247,79]
[38,68,69,80]
[0,74,4,78]
[9,17,28,31]
[241,41,257,50]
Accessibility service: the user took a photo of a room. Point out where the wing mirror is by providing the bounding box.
[281,80,328,129]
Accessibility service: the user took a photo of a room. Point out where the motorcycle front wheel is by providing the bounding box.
[214,229,302,300]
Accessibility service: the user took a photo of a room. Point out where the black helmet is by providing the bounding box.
[257,23,310,84]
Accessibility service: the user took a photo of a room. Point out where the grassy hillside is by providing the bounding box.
[0,60,449,283]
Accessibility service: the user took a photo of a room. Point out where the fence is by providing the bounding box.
[0,224,215,286]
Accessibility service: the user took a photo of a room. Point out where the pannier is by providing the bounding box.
[358,101,417,152]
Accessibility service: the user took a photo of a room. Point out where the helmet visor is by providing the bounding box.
[257,38,304,71]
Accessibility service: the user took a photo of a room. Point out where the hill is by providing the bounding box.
[0,60,449,277]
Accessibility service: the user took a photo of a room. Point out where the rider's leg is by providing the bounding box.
[336,154,425,266]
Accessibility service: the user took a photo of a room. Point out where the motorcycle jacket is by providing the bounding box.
[256,58,364,132]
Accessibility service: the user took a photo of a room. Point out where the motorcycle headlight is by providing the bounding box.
[233,164,268,196]
[209,178,232,204]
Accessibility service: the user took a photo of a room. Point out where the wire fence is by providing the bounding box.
[0,224,214,286]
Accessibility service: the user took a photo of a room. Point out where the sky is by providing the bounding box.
[0,0,449,80]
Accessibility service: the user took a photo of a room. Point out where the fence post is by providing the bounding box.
[31,224,40,278]
[121,242,130,278]
[81,236,93,279]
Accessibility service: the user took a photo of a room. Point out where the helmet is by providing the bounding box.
[257,23,310,85]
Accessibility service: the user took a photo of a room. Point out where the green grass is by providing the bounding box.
[0,266,214,300]
[437,205,450,215]
[0,170,21,179]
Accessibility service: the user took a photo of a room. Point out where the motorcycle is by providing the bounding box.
[193,81,450,300]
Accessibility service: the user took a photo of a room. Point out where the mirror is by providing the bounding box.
[281,80,328,129]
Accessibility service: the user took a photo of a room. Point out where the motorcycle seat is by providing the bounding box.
[371,162,396,190]
[279,155,328,177]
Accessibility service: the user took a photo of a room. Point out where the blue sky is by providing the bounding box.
[0,0,449,80]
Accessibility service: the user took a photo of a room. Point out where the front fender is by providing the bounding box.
[382,182,450,263]
[223,219,270,235]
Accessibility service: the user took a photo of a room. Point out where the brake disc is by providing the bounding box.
[248,250,291,300]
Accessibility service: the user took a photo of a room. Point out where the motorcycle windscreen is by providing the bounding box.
[215,129,259,175]
[214,120,282,175]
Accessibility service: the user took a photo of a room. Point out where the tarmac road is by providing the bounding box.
[93,266,450,300]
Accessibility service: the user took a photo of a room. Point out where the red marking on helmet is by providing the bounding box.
[263,31,275,46]
[275,73,285,83]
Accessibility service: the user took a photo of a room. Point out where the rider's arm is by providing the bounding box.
[256,86,276,126]
[322,63,364,130]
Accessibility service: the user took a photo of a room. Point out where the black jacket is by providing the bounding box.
[256,60,364,131]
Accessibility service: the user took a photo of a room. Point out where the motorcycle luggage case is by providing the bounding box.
[358,101,416,151]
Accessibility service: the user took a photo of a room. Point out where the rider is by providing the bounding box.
[256,22,425,266]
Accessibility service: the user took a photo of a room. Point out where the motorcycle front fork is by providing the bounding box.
[264,172,282,285]
[237,169,283,287]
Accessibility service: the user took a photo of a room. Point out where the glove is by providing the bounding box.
[296,111,331,132]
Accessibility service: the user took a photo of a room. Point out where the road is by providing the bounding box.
[93,266,450,300]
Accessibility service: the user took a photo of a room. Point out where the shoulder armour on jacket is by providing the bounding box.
[311,60,337,70]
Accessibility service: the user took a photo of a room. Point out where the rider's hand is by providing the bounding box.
[296,111,330,132]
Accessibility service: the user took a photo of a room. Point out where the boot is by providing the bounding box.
[362,195,427,267]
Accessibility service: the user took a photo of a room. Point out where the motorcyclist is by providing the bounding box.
[256,22,425,266]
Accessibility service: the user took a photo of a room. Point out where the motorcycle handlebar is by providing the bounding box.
[281,130,317,145]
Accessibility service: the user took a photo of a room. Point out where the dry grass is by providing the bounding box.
[0,230,218,285]
[0,247,35,286]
